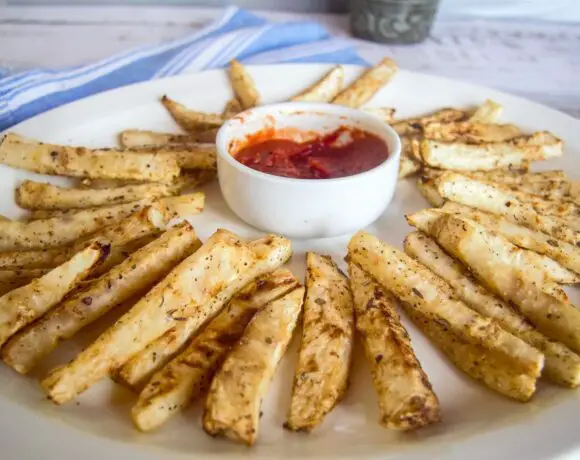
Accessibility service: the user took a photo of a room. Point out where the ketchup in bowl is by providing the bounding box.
[234,126,389,179]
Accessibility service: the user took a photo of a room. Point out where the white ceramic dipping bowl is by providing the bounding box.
[216,102,401,239]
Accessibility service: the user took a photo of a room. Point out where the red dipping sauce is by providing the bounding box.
[233,126,389,179]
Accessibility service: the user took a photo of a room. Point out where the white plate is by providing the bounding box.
[1,64,579,460]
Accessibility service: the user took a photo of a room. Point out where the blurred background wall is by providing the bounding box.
[2,0,580,22]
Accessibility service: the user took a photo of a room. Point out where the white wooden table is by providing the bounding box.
[1,6,579,118]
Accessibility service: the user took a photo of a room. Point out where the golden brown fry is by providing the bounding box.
[222,98,243,118]
[332,58,398,108]
[0,268,49,283]
[436,172,580,246]
[161,95,224,132]
[468,99,503,123]
[291,66,345,103]
[41,230,269,404]
[0,133,179,182]
[407,207,580,285]
[441,201,580,276]
[468,170,568,185]
[459,170,572,200]
[417,174,445,207]
[391,108,467,136]
[119,129,218,148]
[2,223,199,374]
[508,191,580,223]
[0,206,163,269]
[348,231,544,401]
[403,304,538,401]
[425,213,580,355]
[404,231,580,387]
[15,193,204,249]
[228,60,261,110]
[128,144,217,171]
[420,134,560,171]
[422,121,521,143]
[132,268,299,432]
[286,253,354,432]
[349,263,441,429]
[115,234,293,389]
[398,155,421,179]
[203,287,304,446]
[77,168,214,191]
[0,268,49,295]
[16,180,181,211]
[0,241,109,347]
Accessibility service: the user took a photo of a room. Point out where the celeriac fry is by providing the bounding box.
[407,208,580,285]
[129,144,217,171]
[115,234,293,389]
[441,201,580,276]
[30,186,206,220]
[404,231,580,387]
[348,231,544,401]
[421,131,564,171]
[90,234,158,277]
[508,192,580,223]
[348,263,441,429]
[203,287,304,446]
[332,58,398,108]
[119,129,218,148]
[363,107,397,124]
[0,268,49,283]
[0,133,179,182]
[0,268,49,295]
[132,268,299,432]
[285,253,354,432]
[468,170,568,185]
[421,135,559,171]
[398,155,421,179]
[16,180,181,210]
[41,229,267,404]
[152,193,206,222]
[425,213,580,355]
[402,303,538,401]
[0,197,190,251]
[391,108,467,136]
[465,170,574,199]
[222,99,243,118]
[171,170,216,189]
[397,137,422,180]
[417,174,445,207]
[468,99,503,123]
[228,60,261,109]
[77,170,214,193]
[291,65,344,103]
[509,182,573,201]
[2,223,199,374]
[0,206,164,269]
[15,193,204,248]
[161,95,224,132]
[436,172,580,246]
[0,240,109,347]
[422,121,521,143]
[524,131,564,158]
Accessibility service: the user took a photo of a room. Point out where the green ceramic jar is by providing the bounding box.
[350,0,441,44]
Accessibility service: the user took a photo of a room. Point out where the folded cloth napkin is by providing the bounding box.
[0,7,367,132]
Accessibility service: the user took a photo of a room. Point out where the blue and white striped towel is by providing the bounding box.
[0,7,367,132]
